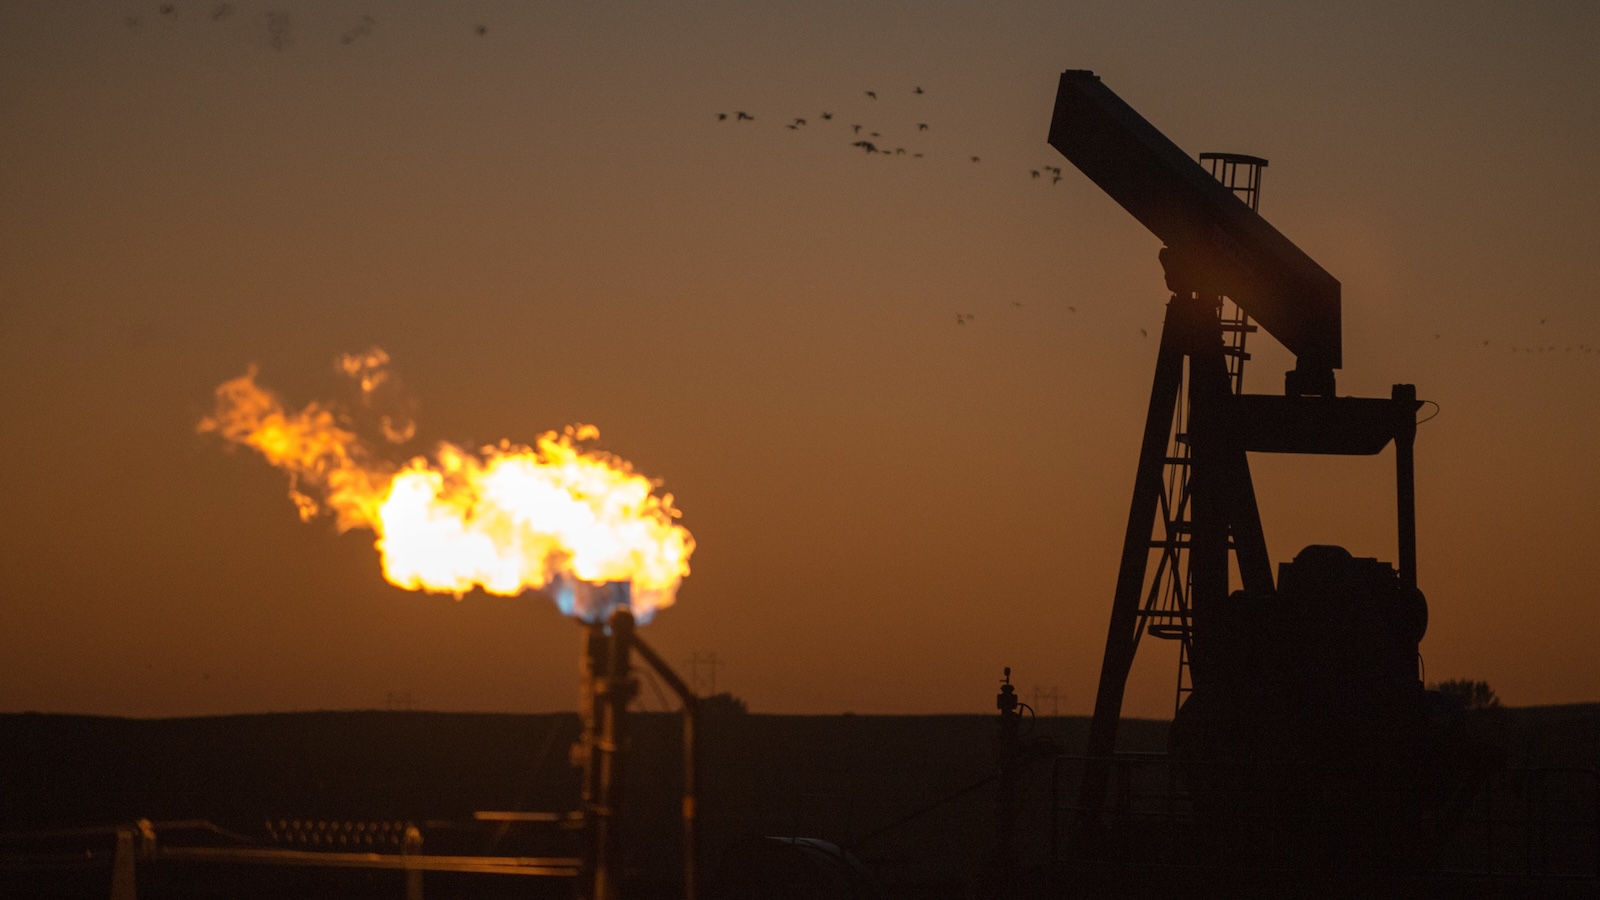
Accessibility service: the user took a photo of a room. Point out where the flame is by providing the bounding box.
[336,347,392,395]
[337,346,416,444]
[199,355,693,623]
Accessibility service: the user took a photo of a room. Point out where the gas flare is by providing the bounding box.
[199,354,693,623]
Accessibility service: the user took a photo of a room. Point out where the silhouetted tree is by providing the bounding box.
[699,692,748,716]
[1433,679,1501,711]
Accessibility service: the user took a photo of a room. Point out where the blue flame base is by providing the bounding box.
[552,575,641,626]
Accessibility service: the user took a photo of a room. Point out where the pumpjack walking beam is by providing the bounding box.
[1047,71,1343,379]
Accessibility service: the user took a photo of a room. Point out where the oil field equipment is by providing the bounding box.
[1047,70,1445,879]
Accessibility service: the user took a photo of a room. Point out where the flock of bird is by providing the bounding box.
[714,85,1066,190]
[113,10,1595,351]
[716,86,941,161]
[715,86,1112,327]
[121,2,237,28]
[1454,331,1595,355]
[719,91,1591,346]
[121,5,493,46]
[711,91,1596,345]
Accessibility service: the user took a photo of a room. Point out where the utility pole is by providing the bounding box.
[1030,686,1060,717]
[687,651,724,696]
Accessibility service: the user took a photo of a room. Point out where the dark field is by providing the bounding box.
[0,710,1142,898]
[1,706,1595,898]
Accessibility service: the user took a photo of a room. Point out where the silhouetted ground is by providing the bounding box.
[0,710,1156,898]
[0,706,1593,898]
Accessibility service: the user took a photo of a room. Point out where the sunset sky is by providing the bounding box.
[3,1,1597,719]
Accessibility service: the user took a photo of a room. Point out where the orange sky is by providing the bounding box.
[2,1,1597,718]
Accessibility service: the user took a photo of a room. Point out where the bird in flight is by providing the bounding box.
[915,86,925,94]
[736,112,753,121]
[716,113,727,121]
[918,123,928,131]
[851,124,861,134]
[1140,328,1148,337]
[340,15,376,45]
[865,91,877,100]
[1031,170,1040,179]
[821,112,833,120]
[786,124,798,130]
[852,140,879,153]
[913,153,924,158]
[971,156,980,163]
[1052,174,1062,184]
[895,148,906,155]
[794,118,806,126]
[476,25,487,36]
[1068,306,1077,313]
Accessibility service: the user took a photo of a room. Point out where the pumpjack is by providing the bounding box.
[1048,70,1449,880]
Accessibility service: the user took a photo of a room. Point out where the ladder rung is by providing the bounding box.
[1221,347,1252,360]
[1137,610,1193,619]
[1149,539,1236,550]
[1147,624,1191,639]
[1219,322,1258,333]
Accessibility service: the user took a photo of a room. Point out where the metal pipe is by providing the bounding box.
[577,622,608,900]
[403,825,423,900]
[631,634,699,900]
[153,846,580,876]
[1392,384,1418,592]
[591,608,636,900]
